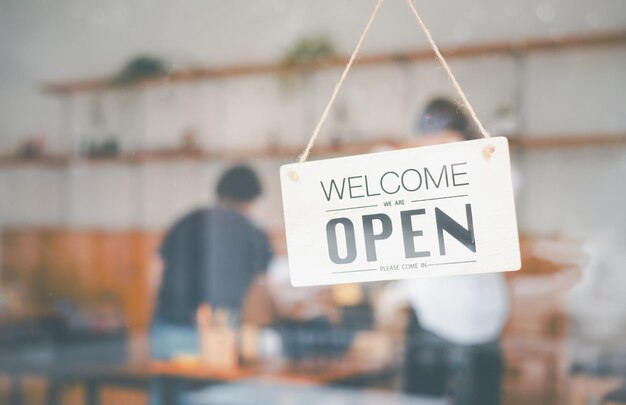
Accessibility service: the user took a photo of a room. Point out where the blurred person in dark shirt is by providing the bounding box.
[150,165,272,359]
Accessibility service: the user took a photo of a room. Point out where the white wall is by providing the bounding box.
[524,45,626,135]
[1,0,625,148]
[3,45,625,230]
[0,0,624,250]
[1,0,625,338]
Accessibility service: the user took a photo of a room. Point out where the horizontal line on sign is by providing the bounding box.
[428,260,477,267]
[325,204,378,212]
[411,194,468,203]
[332,268,378,274]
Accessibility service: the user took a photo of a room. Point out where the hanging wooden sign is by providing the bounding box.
[280,137,520,286]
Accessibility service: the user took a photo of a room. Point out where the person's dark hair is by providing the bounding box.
[418,97,476,141]
[216,165,262,202]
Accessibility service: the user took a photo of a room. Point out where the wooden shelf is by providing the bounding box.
[0,155,69,168]
[508,133,626,149]
[0,139,397,168]
[43,30,626,95]
[2,134,625,168]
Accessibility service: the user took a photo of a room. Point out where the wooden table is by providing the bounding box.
[72,358,399,405]
[185,379,445,405]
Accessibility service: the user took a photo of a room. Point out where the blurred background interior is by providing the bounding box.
[1,0,625,404]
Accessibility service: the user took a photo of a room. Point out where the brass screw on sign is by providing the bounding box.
[287,170,299,182]
[483,144,496,160]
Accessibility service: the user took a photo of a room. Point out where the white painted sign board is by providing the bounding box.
[280,137,521,287]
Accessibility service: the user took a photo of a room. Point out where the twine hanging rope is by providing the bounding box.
[297,0,386,163]
[405,0,490,139]
[297,0,490,163]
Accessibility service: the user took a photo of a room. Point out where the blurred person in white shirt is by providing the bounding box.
[399,97,510,405]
